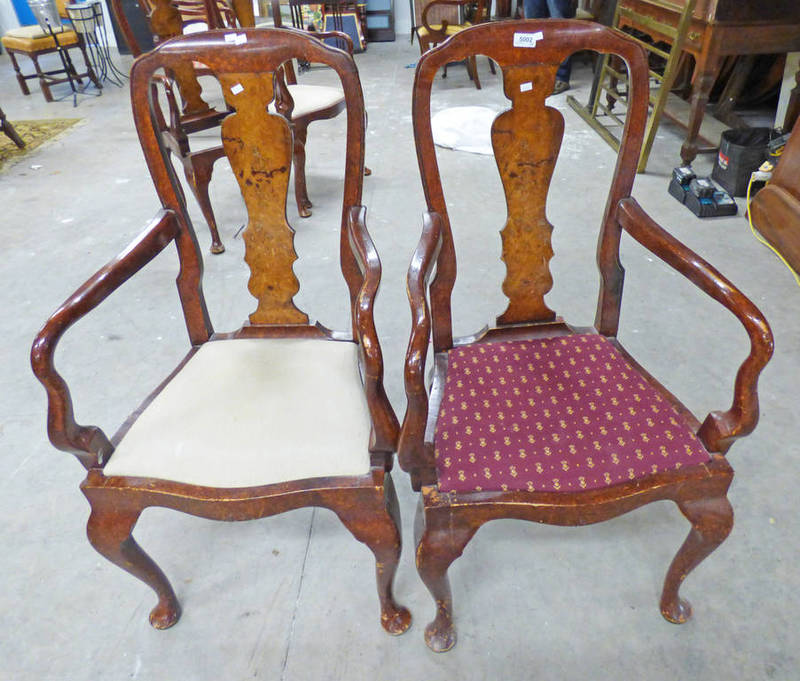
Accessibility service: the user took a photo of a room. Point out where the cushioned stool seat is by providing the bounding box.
[104,338,372,488]
[434,335,710,493]
[2,14,99,102]
[1,24,79,51]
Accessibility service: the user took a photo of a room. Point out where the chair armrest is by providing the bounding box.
[312,31,354,55]
[30,210,181,469]
[346,206,399,452]
[398,211,443,475]
[616,197,774,453]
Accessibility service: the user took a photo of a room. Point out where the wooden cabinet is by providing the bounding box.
[365,0,393,41]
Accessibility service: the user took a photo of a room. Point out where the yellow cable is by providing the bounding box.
[746,174,800,287]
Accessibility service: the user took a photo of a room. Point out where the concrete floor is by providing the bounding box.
[1,36,798,681]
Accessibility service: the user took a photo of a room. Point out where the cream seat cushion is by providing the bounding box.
[103,338,372,488]
[267,84,344,119]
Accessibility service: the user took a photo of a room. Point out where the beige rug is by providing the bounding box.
[0,118,81,170]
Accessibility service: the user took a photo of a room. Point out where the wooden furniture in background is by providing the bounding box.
[414,0,492,89]
[364,0,393,42]
[2,0,100,102]
[401,19,773,652]
[749,129,800,275]
[111,0,352,253]
[613,0,800,165]
[270,0,372,193]
[0,107,25,149]
[110,0,240,252]
[31,28,410,637]
[567,0,697,172]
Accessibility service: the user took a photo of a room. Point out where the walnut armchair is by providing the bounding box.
[31,29,410,637]
[400,20,773,652]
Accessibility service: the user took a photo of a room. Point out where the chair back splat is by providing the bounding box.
[413,20,648,348]
[132,29,365,334]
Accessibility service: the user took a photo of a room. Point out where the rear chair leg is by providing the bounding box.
[31,55,53,102]
[660,496,734,623]
[86,505,181,629]
[335,474,411,635]
[8,52,30,95]
[292,123,312,218]
[185,158,224,254]
[415,498,479,652]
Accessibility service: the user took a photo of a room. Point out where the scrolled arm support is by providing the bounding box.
[616,198,774,453]
[398,212,443,480]
[312,31,354,56]
[346,206,399,453]
[30,210,181,469]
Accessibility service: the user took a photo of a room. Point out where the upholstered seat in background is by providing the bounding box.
[1,0,99,102]
[1,23,79,50]
[267,84,345,120]
[434,335,710,494]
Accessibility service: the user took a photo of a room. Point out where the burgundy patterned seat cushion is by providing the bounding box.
[434,335,710,493]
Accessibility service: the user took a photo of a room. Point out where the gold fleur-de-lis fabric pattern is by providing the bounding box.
[433,335,709,493]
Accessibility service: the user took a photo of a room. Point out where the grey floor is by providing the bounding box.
[2,36,799,681]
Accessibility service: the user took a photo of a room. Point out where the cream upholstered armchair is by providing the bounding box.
[31,29,410,636]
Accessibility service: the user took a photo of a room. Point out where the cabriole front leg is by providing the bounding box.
[85,502,181,629]
[335,475,411,635]
[415,497,479,652]
[660,495,734,624]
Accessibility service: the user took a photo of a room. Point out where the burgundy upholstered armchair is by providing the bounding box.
[400,19,773,652]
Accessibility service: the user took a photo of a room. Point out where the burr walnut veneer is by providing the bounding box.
[31,29,410,637]
[400,20,773,652]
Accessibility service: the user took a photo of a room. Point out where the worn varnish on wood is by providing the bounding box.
[493,64,561,325]
[219,72,306,324]
[31,30,408,638]
[402,20,773,653]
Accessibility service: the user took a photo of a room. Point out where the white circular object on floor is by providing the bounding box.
[431,105,500,156]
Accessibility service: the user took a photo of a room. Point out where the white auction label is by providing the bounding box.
[520,81,533,92]
[230,83,244,95]
[513,31,544,48]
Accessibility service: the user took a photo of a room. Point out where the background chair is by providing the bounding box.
[110,0,239,253]
[400,20,773,652]
[2,0,100,102]
[269,0,359,211]
[31,28,410,637]
[110,0,350,253]
[413,0,492,89]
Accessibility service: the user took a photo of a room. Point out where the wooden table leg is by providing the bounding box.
[681,47,722,165]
